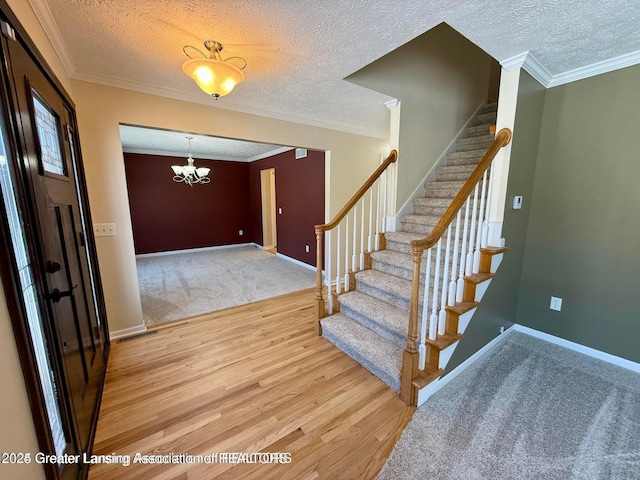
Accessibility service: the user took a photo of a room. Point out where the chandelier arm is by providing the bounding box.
[224,56,247,70]
[183,45,208,59]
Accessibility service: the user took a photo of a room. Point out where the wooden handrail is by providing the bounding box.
[410,129,511,254]
[400,127,511,405]
[316,150,397,233]
[313,149,398,334]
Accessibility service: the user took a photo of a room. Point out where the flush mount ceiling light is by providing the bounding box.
[171,136,211,186]
[182,40,247,98]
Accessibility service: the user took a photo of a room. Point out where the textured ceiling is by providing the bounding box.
[119,125,288,162]
[38,0,640,140]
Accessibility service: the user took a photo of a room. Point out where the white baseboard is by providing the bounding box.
[513,325,640,373]
[275,252,315,272]
[110,324,147,341]
[136,242,256,259]
[417,325,516,406]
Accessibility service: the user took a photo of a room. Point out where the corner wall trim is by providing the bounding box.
[109,325,146,341]
[513,325,640,373]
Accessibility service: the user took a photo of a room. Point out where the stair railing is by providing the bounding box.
[400,129,511,405]
[314,150,398,334]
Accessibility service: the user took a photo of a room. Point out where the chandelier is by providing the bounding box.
[171,137,211,186]
[182,40,247,98]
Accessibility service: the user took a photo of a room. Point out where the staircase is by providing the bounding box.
[319,103,509,404]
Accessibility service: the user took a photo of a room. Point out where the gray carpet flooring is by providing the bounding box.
[379,332,640,479]
[136,246,316,326]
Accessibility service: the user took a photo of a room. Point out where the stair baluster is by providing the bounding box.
[448,210,462,306]
[465,183,480,276]
[360,197,366,270]
[314,150,398,333]
[402,128,512,405]
[335,223,342,295]
[438,225,452,335]
[456,197,471,302]
[419,246,432,369]
[473,170,489,274]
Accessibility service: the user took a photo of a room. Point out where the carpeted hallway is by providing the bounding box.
[379,332,640,479]
[136,245,316,326]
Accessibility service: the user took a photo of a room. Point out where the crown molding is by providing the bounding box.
[546,49,640,87]
[500,52,529,71]
[384,99,399,110]
[71,69,389,140]
[501,49,640,89]
[121,147,251,162]
[500,51,552,86]
[247,147,293,162]
[28,0,76,77]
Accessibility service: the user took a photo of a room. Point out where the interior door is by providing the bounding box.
[6,33,105,453]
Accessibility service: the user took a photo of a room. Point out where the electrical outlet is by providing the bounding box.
[550,296,562,311]
[305,245,310,253]
[93,223,117,237]
[238,229,243,236]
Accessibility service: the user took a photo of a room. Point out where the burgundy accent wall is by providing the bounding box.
[124,153,250,254]
[249,149,325,266]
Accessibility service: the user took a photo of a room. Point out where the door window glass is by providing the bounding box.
[0,115,66,455]
[32,93,65,176]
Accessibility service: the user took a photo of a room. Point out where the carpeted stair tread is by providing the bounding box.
[412,197,451,217]
[371,249,415,282]
[401,214,440,226]
[385,231,421,254]
[468,111,497,126]
[456,139,494,152]
[482,102,498,112]
[446,149,487,166]
[371,249,453,284]
[460,124,494,139]
[338,291,408,347]
[355,269,419,311]
[321,313,402,392]
[436,164,477,182]
[424,180,466,198]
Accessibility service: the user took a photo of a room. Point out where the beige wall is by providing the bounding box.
[347,23,492,210]
[71,81,388,333]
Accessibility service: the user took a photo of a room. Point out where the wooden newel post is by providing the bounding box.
[314,226,325,335]
[400,247,423,405]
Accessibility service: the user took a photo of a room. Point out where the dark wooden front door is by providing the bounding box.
[2,20,107,472]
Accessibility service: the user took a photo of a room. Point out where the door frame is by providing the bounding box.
[0,2,109,478]
[260,167,277,251]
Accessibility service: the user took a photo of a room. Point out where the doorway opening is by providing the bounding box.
[260,168,277,254]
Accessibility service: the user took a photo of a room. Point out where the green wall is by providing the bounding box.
[346,23,492,209]
[447,71,546,371]
[516,64,640,362]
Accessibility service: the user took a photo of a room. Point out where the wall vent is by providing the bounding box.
[295,148,307,159]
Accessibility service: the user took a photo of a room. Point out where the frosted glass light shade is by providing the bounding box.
[182,58,245,97]
[196,167,210,177]
[171,165,183,175]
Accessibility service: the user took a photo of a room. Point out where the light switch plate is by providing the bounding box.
[94,223,117,237]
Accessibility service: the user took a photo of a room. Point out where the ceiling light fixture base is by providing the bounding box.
[182,39,246,99]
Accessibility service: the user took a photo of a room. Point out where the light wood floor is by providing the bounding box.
[89,288,413,480]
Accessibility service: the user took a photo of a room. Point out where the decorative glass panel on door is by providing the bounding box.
[32,92,66,176]
[0,104,67,455]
